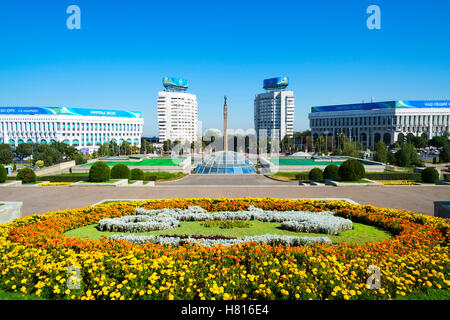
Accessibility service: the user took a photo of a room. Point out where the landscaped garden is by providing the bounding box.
[0,198,448,300]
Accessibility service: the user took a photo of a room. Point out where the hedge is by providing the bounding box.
[16,167,37,183]
[444,173,450,181]
[89,162,111,182]
[130,168,145,181]
[145,175,158,182]
[421,167,439,183]
[39,174,89,182]
[323,164,340,180]
[111,164,130,179]
[0,164,7,183]
[364,172,421,181]
[309,168,323,181]
[295,172,309,181]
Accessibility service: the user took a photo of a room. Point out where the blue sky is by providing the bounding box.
[0,0,449,136]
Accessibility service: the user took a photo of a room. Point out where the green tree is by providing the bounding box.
[98,143,111,157]
[0,148,13,164]
[120,142,131,155]
[395,143,418,167]
[429,134,449,148]
[373,141,387,163]
[15,143,33,158]
[412,136,428,149]
[281,136,293,153]
[440,143,450,163]
[163,139,172,152]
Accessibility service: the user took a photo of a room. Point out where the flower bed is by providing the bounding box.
[0,198,449,301]
[98,205,352,235]
[39,182,73,186]
[381,181,417,186]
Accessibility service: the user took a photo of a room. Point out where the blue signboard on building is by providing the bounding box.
[162,77,189,89]
[0,106,141,118]
[311,100,450,113]
[263,77,289,89]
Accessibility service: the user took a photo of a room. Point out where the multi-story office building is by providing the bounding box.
[157,77,198,143]
[0,106,143,153]
[254,77,295,141]
[309,100,450,149]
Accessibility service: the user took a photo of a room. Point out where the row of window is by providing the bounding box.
[0,121,142,132]
[311,115,450,127]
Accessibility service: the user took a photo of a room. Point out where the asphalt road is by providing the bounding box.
[1,184,448,216]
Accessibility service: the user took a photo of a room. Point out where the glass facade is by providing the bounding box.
[195,151,256,174]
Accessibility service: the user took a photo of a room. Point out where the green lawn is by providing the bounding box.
[338,179,373,183]
[393,288,450,300]
[266,172,308,181]
[145,172,187,182]
[79,179,120,183]
[268,158,345,166]
[81,158,185,167]
[65,221,391,245]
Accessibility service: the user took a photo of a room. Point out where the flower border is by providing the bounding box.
[0,198,448,300]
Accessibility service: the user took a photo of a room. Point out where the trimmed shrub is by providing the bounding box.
[443,173,450,181]
[364,172,421,181]
[16,167,37,183]
[111,164,130,179]
[421,167,439,183]
[39,174,88,182]
[0,164,7,183]
[130,168,145,181]
[89,161,111,182]
[323,164,340,180]
[35,160,44,168]
[309,168,323,181]
[338,159,365,181]
[145,175,158,182]
[295,172,309,181]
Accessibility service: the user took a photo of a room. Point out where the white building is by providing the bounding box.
[309,100,450,149]
[157,77,198,143]
[0,106,143,153]
[254,77,294,140]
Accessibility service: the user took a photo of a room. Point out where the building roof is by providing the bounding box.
[311,100,450,113]
[0,106,142,118]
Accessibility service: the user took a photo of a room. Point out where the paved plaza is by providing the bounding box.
[0,177,448,216]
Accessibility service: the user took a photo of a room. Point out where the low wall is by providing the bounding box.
[0,201,23,224]
[35,160,76,176]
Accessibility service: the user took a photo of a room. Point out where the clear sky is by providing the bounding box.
[0,0,449,137]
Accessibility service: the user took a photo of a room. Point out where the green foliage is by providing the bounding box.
[338,159,365,181]
[119,142,132,155]
[364,172,421,181]
[98,143,111,157]
[387,151,396,164]
[308,168,323,181]
[163,139,172,152]
[281,136,294,153]
[395,143,418,167]
[16,167,37,183]
[429,135,449,148]
[111,163,130,179]
[32,144,62,167]
[323,164,340,180]
[15,143,32,158]
[443,173,450,181]
[75,154,87,165]
[341,139,360,158]
[35,160,44,168]
[295,172,309,181]
[88,161,111,182]
[421,167,439,183]
[411,136,428,149]
[130,168,145,181]
[0,164,7,183]
[39,174,88,182]
[440,143,450,163]
[373,141,387,163]
[146,175,158,181]
[0,148,13,164]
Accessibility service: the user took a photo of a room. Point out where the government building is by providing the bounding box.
[254,77,295,141]
[0,106,144,153]
[309,100,450,149]
[157,77,198,143]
